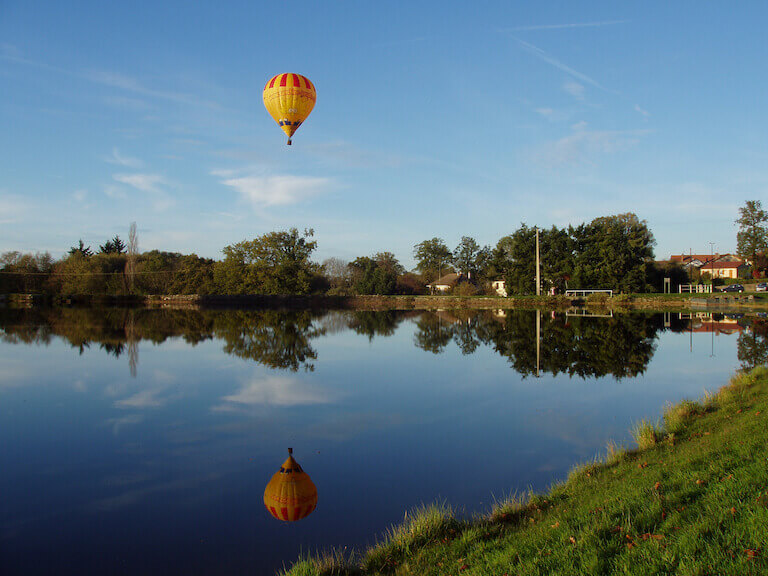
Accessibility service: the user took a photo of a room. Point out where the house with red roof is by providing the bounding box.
[699,259,748,279]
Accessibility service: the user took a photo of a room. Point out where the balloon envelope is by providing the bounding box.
[263,73,316,144]
[263,450,317,522]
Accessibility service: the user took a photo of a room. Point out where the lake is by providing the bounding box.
[0,307,764,575]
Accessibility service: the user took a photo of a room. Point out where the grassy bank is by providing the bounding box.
[286,366,768,575]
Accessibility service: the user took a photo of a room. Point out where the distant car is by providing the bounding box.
[757,282,768,292]
[721,284,745,293]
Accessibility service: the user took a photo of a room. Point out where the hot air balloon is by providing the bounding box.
[263,448,317,522]
[263,73,316,145]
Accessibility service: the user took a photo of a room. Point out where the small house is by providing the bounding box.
[699,259,748,279]
[491,279,507,297]
[426,273,462,294]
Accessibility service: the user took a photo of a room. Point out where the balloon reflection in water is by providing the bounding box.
[264,448,318,522]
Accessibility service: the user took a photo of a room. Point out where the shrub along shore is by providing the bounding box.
[285,366,768,576]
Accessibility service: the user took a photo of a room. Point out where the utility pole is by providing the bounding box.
[535,227,541,296]
[709,241,715,283]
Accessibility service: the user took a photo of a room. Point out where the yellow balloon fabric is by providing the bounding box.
[263,451,318,522]
[263,73,316,144]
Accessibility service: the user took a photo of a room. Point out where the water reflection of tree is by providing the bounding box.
[0,308,54,346]
[411,310,660,378]
[0,306,678,378]
[215,310,324,371]
[414,314,454,354]
[347,311,403,341]
[738,319,768,371]
[0,307,326,373]
[483,312,659,378]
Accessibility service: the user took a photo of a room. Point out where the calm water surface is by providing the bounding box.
[1,307,765,575]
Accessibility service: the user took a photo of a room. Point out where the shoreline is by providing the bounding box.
[2,292,767,312]
[284,365,768,575]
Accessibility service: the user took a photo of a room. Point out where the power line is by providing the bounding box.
[0,268,204,277]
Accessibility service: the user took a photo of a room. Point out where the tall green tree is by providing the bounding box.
[69,239,93,258]
[413,238,452,281]
[539,226,575,292]
[100,235,126,254]
[571,213,655,292]
[373,252,405,276]
[502,224,537,295]
[488,235,515,280]
[348,256,397,295]
[112,235,126,254]
[453,236,481,276]
[214,228,319,294]
[736,200,768,269]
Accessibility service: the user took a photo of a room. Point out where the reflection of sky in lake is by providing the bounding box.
[0,310,748,575]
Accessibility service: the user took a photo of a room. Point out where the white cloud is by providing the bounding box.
[113,173,174,210]
[73,189,88,203]
[533,129,650,167]
[563,81,585,100]
[634,104,651,117]
[571,120,588,131]
[105,148,142,168]
[113,173,164,193]
[218,174,330,207]
[536,107,555,118]
[214,375,333,410]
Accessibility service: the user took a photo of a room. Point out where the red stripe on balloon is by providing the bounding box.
[269,506,279,519]
[291,74,300,87]
[280,74,288,87]
[268,76,277,89]
[281,507,289,520]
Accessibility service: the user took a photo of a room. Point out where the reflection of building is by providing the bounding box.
[691,317,744,335]
[433,310,464,325]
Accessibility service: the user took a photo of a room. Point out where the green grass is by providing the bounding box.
[283,366,768,575]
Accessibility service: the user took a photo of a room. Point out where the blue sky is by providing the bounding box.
[2,1,766,268]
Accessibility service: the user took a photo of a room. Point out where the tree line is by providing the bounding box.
[1,204,765,297]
